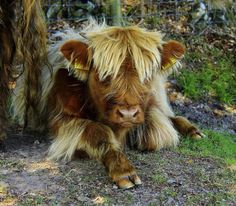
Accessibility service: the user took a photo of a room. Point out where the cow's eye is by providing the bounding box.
[94,72,111,87]
[143,79,150,85]
[100,75,111,87]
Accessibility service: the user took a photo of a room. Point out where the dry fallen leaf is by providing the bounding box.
[92,196,105,204]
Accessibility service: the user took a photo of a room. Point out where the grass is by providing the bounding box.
[176,48,236,104]
[18,195,57,206]
[184,192,235,206]
[152,173,167,184]
[176,130,236,165]
[151,129,236,205]
[0,158,25,170]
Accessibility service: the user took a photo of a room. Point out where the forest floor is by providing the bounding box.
[0,85,235,206]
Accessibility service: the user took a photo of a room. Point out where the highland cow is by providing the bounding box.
[13,21,204,189]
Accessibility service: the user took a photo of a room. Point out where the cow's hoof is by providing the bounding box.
[190,130,206,140]
[116,177,135,189]
[130,173,142,185]
[116,174,142,189]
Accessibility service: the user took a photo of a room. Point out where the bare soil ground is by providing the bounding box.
[0,133,235,206]
[0,89,235,205]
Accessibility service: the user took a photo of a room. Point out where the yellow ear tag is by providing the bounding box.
[162,57,177,71]
[74,62,83,70]
[74,59,89,71]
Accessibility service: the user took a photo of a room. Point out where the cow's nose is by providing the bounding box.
[117,107,139,120]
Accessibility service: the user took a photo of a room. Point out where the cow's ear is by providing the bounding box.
[160,40,185,72]
[60,40,91,81]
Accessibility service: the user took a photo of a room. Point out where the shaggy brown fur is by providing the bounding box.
[0,0,16,142]
[13,22,204,188]
[19,0,48,130]
[0,0,48,144]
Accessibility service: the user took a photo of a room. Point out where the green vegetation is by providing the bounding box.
[176,130,236,165]
[18,195,56,206]
[176,48,236,104]
[184,191,235,206]
[0,158,25,170]
[152,173,167,184]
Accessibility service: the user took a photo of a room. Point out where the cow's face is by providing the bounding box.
[60,33,185,128]
[87,61,151,127]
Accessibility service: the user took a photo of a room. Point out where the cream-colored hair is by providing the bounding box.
[129,107,179,150]
[87,25,163,83]
[48,119,121,162]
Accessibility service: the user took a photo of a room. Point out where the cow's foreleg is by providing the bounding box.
[170,116,205,140]
[130,107,179,151]
[48,118,141,189]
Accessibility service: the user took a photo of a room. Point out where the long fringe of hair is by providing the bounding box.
[86,24,163,83]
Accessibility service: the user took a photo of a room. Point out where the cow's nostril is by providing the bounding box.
[129,107,139,118]
[133,110,139,118]
[117,110,124,118]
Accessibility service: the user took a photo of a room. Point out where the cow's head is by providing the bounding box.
[60,26,185,128]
